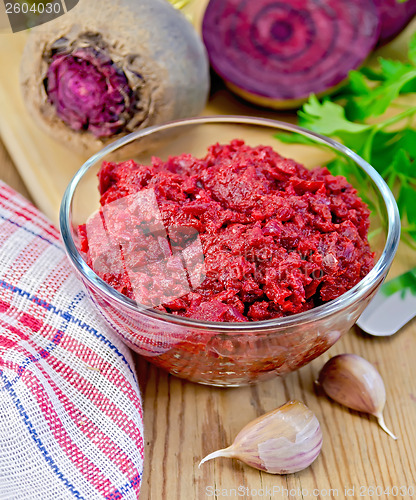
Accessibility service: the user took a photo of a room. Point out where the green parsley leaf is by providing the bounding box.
[298,96,369,135]
[409,31,416,65]
[344,66,416,120]
[358,66,387,82]
[392,149,415,180]
[379,58,414,80]
[370,130,416,177]
[298,96,372,153]
[274,132,316,146]
[381,267,416,297]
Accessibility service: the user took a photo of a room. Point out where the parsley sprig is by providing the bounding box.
[381,267,416,297]
[277,32,416,248]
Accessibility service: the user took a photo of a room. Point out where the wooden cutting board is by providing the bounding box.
[0,4,414,224]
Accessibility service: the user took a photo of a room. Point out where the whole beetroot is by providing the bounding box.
[20,0,210,154]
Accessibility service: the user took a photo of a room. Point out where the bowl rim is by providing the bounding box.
[60,115,401,332]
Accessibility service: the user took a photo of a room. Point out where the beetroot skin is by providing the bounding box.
[202,0,380,107]
[374,0,416,45]
[79,141,374,323]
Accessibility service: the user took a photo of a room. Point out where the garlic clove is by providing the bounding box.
[317,353,397,440]
[199,400,323,474]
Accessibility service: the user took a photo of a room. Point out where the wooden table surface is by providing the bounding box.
[1,136,416,500]
[1,3,416,497]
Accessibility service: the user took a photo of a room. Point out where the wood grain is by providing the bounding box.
[1,4,416,499]
[134,264,416,500]
[2,138,415,500]
[0,138,33,201]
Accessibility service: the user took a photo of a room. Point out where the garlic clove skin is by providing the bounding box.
[318,354,384,414]
[199,400,323,474]
[318,353,397,440]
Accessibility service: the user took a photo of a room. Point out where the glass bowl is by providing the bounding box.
[60,116,400,386]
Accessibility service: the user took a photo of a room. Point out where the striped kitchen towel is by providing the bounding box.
[0,181,144,500]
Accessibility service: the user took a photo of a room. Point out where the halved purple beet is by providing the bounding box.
[202,0,381,108]
[373,0,416,45]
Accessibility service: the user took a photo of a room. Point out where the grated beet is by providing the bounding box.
[79,141,374,323]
